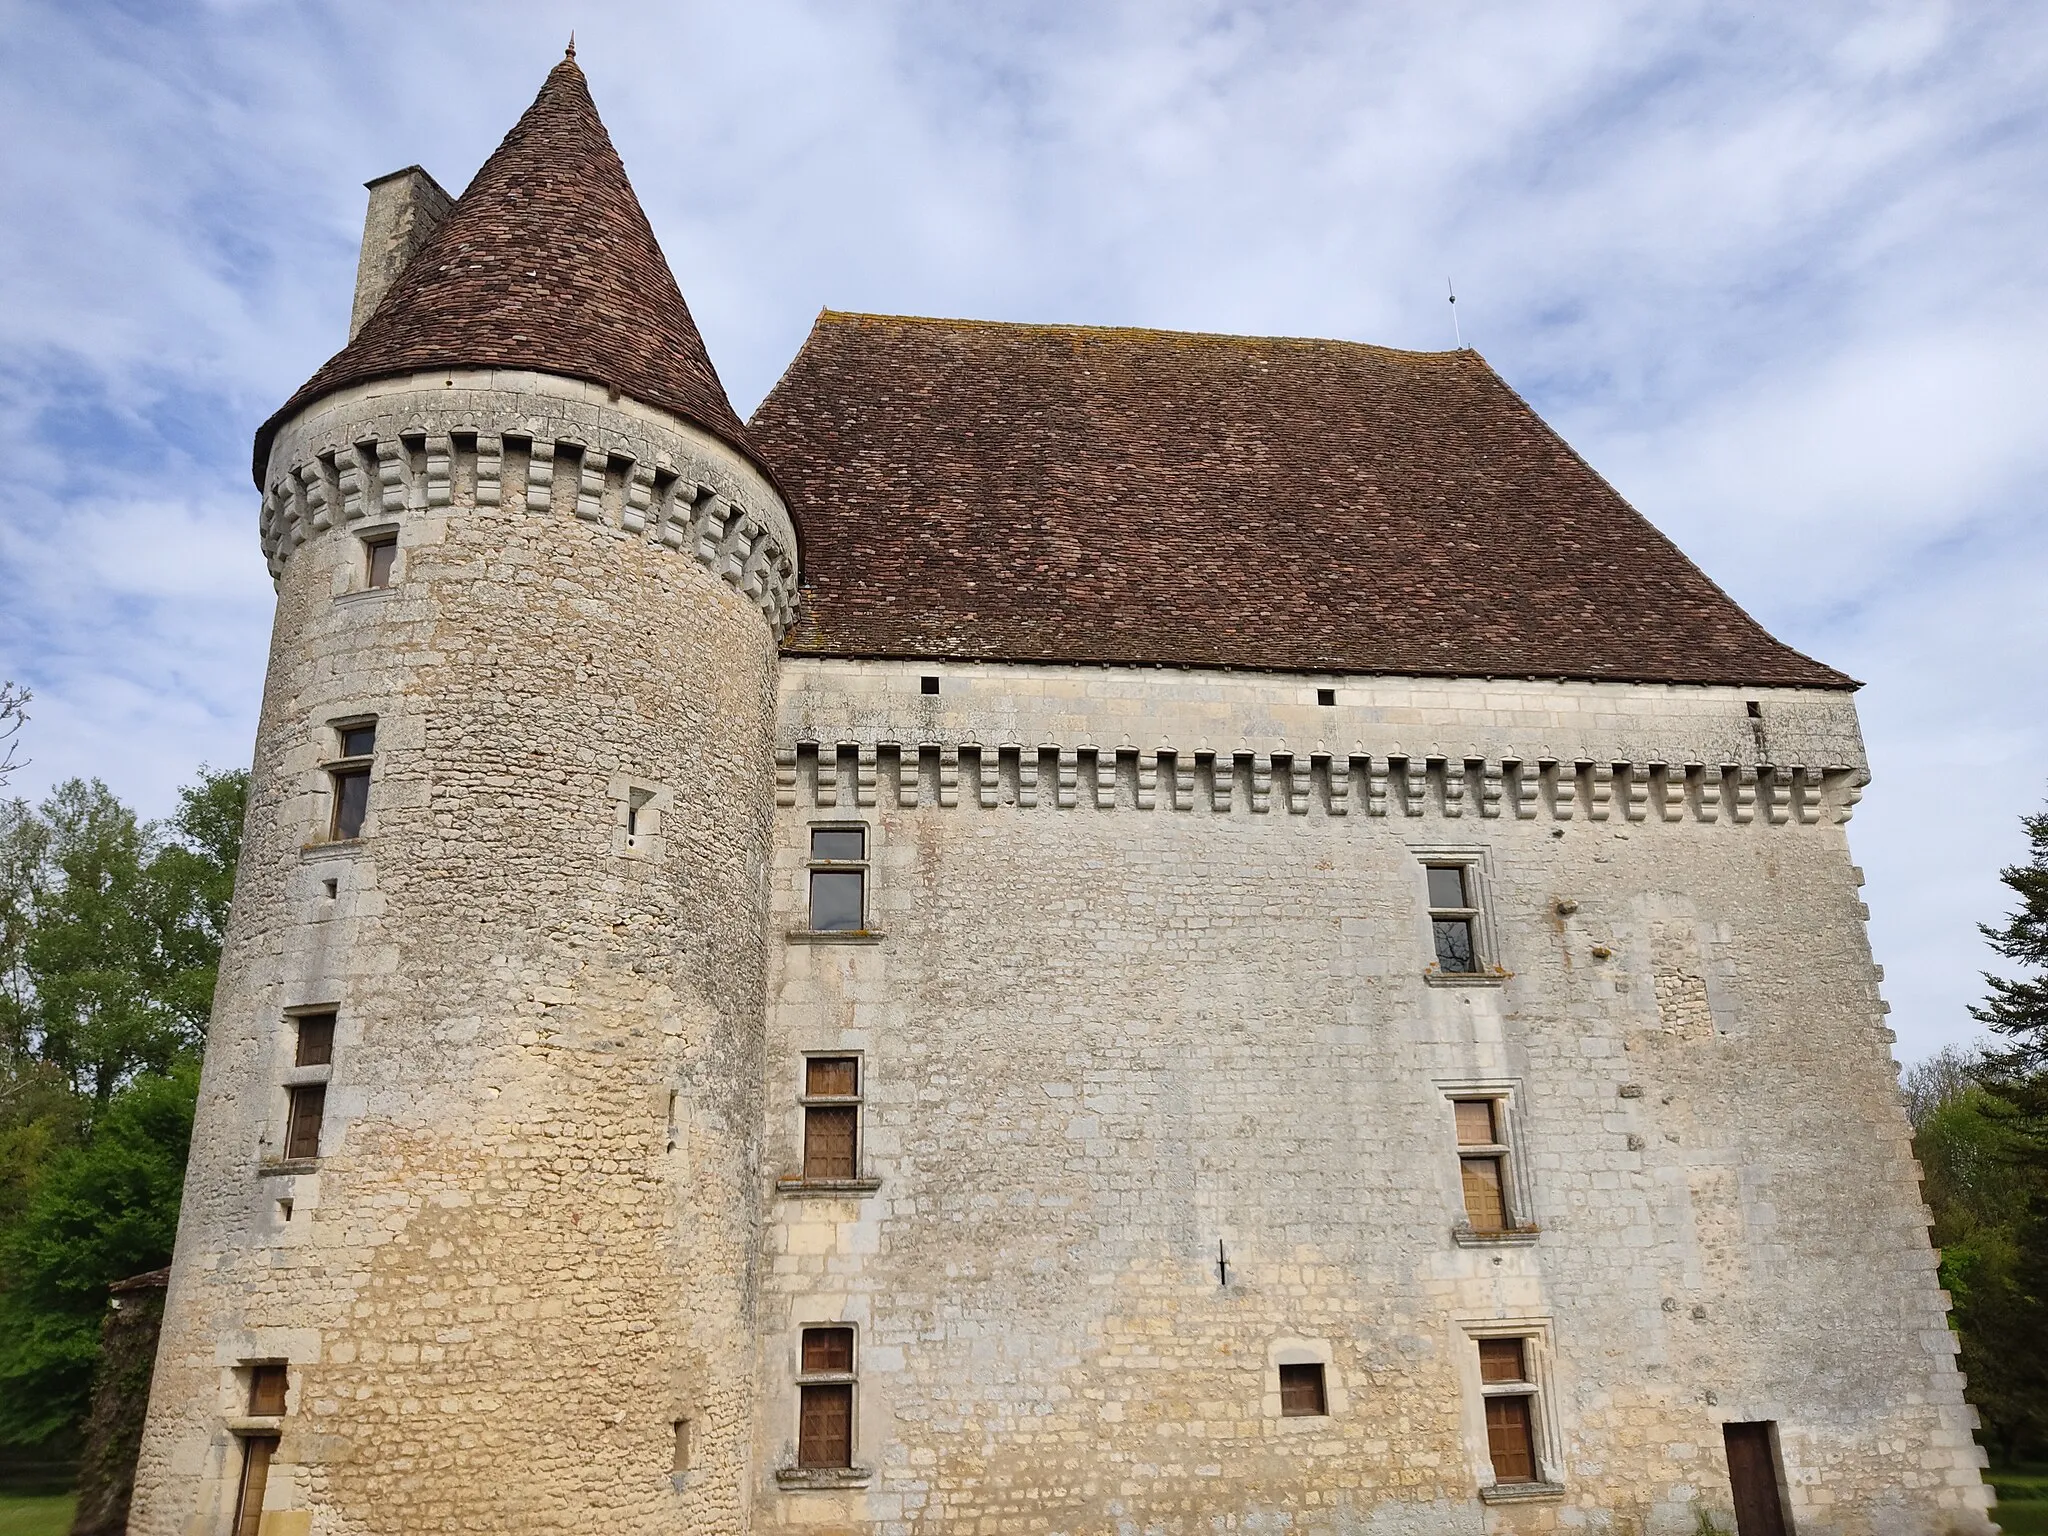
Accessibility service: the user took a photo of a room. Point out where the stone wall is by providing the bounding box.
[129,372,788,1535]
[758,659,1992,1536]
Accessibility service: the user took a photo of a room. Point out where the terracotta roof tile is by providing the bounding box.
[750,312,1851,689]
[255,53,753,483]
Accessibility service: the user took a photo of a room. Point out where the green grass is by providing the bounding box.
[0,1492,75,1536]
[1993,1464,2048,1536]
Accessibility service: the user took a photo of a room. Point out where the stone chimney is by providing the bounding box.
[349,166,454,339]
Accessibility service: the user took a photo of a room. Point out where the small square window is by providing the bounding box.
[365,535,397,589]
[338,723,377,759]
[1477,1337,1526,1384]
[1316,688,1336,707]
[1278,1362,1327,1417]
[247,1363,288,1417]
[811,828,865,861]
[294,1012,335,1068]
[920,675,940,695]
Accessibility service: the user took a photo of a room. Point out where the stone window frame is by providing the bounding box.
[1435,1078,1539,1244]
[1408,844,1507,985]
[1454,1317,1565,1501]
[777,1051,881,1196]
[264,1004,340,1172]
[1262,1337,1349,1428]
[608,773,672,861]
[791,820,881,942]
[320,714,379,845]
[223,1359,292,1536]
[775,1319,873,1489]
[358,522,400,594]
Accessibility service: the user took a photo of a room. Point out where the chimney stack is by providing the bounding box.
[349,166,454,339]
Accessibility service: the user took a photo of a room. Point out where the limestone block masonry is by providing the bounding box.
[131,370,791,1535]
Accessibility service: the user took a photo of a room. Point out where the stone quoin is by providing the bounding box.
[128,46,1993,1536]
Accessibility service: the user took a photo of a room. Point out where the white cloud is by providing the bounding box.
[2,0,2044,1063]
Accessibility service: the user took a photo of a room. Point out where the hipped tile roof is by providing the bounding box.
[254,53,753,483]
[750,313,1851,689]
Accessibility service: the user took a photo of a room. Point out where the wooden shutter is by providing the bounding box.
[231,1436,277,1536]
[1460,1155,1507,1231]
[1724,1423,1790,1536]
[804,1106,858,1180]
[806,1057,857,1097]
[1277,1363,1327,1417]
[1484,1395,1537,1483]
[294,1013,335,1068]
[802,1327,854,1373]
[248,1364,288,1416]
[1454,1099,1497,1146]
[285,1085,325,1161]
[1477,1337,1525,1384]
[798,1383,853,1468]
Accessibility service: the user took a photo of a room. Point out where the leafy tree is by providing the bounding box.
[0,766,246,1452]
[0,1065,197,1445]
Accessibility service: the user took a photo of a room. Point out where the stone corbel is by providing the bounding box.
[1479,761,1504,819]
[1326,756,1351,816]
[1401,757,1427,817]
[1057,750,1080,809]
[622,461,655,534]
[1729,765,1758,824]
[525,439,556,512]
[1249,755,1272,814]
[1549,761,1577,821]
[775,749,798,809]
[814,743,839,809]
[1586,762,1613,821]
[854,747,878,808]
[475,435,503,507]
[1441,759,1466,818]
[1366,758,1389,817]
[425,435,453,509]
[937,747,959,808]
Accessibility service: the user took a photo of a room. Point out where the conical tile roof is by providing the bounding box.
[255,51,753,482]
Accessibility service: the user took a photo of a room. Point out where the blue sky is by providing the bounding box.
[2,1,2044,1064]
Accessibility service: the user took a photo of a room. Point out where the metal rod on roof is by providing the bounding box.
[1448,279,1463,349]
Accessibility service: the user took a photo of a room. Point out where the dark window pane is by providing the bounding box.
[366,538,397,589]
[1485,1394,1538,1482]
[802,1327,854,1374]
[248,1364,288,1416]
[233,1435,277,1536]
[672,1418,691,1473]
[920,676,939,695]
[294,1013,335,1068]
[1432,917,1476,971]
[804,1105,858,1180]
[1454,1100,1497,1147]
[1477,1337,1526,1384]
[1427,865,1468,909]
[1461,1155,1508,1231]
[798,1382,853,1468]
[810,828,865,861]
[332,769,370,840]
[339,724,376,758]
[809,869,864,931]
[285,1084,325,1161]
[1278,1362,1327,1417]
[806,1057,858,1097]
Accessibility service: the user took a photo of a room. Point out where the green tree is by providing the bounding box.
[0,766,246,1451]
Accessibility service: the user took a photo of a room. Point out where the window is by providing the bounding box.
[1278,1362,1327,1417]
[797,1326,856,1469]
[231,1435,276,1536]
[1476,1337,1540,1485]
[364,532,397,589]
[1427,864,1480,973]
[671,1417,691,1474]
[808,827,867,933]
[802,1057,860,1181]
[247,1363,288,1417]
[920,675,940,695]
[329,720,376,841]
[285,1084,325,1161]
[1454,1098,1512,1232]
[1724,1422,1790,1536]
[626,787,655,844]
[1316,688,1336,707]
[294,1011,335,1068]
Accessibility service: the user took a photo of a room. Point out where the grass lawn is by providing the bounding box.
[0,1492,74,1536]
[1993,1465,2048,1536]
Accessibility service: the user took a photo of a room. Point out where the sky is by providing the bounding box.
[1,0,2043,1067]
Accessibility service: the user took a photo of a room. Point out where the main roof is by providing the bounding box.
[750,312,1851,689]
[254,52,753,483]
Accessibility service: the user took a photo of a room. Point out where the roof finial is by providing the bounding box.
[565,32,576,60]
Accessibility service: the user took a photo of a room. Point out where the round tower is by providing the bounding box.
[131,53,795,1535]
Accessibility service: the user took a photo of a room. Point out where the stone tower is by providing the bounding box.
[130,51,797,1535]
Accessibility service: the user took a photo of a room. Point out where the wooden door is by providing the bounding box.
[1724,1422,1789,1536]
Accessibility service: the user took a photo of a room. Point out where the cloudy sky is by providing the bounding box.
[2,1,2042,1065]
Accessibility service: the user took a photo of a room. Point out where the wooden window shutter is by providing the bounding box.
[1460,1154,1507,1231]
[803,1106,858,1180]
[1477,1337,1526,1383]
[798,1383,853,1468]
[1484,1394,1538,1483]
[802,1327,854,1374]
[231,1435,277,1536]
[806,1057,857,1097]
[247,1364,288,1416]
[285,1085,325,1161]
[1454,1099,1497,1146]
[1277,1362,1327,1417]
